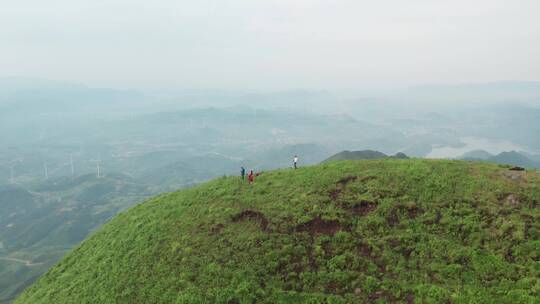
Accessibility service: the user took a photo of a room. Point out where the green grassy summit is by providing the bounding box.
[16,159,540,303]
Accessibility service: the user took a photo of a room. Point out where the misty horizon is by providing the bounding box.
[2,0,540,90]
[3,76,540,96]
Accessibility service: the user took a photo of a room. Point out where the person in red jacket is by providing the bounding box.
[248,170,254,184]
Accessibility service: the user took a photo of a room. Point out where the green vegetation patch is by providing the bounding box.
[17,160,540,303]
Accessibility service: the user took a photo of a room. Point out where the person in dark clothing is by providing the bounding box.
[293,155,298,169]
[241,166,246,180]
[248,170,254,184]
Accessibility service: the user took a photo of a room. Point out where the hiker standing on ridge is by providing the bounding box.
[248,170,254,184]
[241,166,246,180]
[293,155,299,169]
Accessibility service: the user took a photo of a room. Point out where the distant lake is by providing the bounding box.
[427,137,530,159]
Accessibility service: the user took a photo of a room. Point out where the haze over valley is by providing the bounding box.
[1,78,540,301]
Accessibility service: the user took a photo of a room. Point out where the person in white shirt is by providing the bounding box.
[293,155,298,169]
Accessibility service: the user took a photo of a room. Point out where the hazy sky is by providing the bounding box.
[1,0,540,90]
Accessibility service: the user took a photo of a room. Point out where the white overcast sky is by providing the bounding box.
[1,0,539,90]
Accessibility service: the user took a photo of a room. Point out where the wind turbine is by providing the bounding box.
[3,158,23,184]
[45,155,74,179]
[70,154,75,177]
[89,159,102,178]
[43,163,49,180]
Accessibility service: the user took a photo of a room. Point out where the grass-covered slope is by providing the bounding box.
[17,160,540,303]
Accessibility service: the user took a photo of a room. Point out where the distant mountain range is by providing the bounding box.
[459,150,540,169]
[323,149,540,169]
[323,150,409,162]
